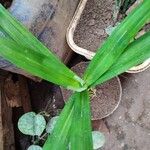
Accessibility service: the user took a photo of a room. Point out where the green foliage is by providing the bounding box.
[70,90,93,150]
[28,145,43,150]
[18,112,46,136]
[0,38,85,91]
[43,93,75,150]
[0,4,85,92]
[92,31,150,87]
[84,0,150,87]
[92,131,105,150]
[46,116,59,134]
[0,1,150,150]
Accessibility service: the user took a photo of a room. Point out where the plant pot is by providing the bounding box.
[66,0,150,73]
[61,62,122,120]
[0,0,80,78]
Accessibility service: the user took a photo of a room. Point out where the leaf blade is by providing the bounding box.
[0,5,86,91]
[18,112,46,136]
[70,90,93,150]
[0,4,50,56]
[92,31,150,87]
[84,0,150,87]
[43,93,76,150]
[0,38,85,91]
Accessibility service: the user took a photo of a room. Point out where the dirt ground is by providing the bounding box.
[102,69,150,150]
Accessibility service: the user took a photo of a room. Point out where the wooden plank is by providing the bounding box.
[0,71,15,150]
[3,74,32,112]
[18,75,32,113]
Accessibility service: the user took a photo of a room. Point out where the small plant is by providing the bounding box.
[18,113,105,150]
[0,1,150,149]
[18,112,60,149]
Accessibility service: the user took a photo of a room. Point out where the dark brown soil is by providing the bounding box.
[74,0,115,52]
[61,62,121,120]
[101,70,150,150]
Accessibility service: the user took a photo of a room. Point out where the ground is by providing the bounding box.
[102,69,150,150]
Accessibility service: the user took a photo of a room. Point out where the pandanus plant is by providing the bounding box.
[0,1,150,149]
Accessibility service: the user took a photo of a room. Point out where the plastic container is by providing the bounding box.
[66,0,150,73]
[61,62,122,120]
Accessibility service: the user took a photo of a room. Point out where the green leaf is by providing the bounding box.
[43,93,76,150]
[84,0,150,87]
[92,131,105,150]
[0,5,86,92]
[92,31,150,87]
[18,112,46,136]
[70,90,93,150]
[46,116,59,134]
[0,27,6,37]
[28,145,43,150]
[0,4,49,56]
[0,38,85,91]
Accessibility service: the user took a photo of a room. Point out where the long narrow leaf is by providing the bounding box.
[0,4,50,56]
[92,31,150,87]
[0,38,85,91]
[81,91,93,150]
[84,0,150,87]
[0,26,9,37]
[43,93,76,150]
[70,93,82,150]
[70,90,93,150]
[0,5,86,91]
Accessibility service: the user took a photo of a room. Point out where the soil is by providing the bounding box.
[73,0,150,54]
[74,0,115,52]
[61,62,121,120]
[100,70,150,150]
